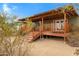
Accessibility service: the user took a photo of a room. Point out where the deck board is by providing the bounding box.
[27,31,40,42]
[42,31,66,37]
[27,31,68,42]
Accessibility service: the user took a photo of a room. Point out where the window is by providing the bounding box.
[54,20,64,32]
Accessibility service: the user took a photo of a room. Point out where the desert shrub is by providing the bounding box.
[0,13,30,55]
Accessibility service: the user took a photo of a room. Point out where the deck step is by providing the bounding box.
[26,31,40,42]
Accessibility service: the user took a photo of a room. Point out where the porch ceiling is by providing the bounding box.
[31,13,64,22]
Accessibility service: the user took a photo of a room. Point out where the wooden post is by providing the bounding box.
[53,20,55,33]
[51,20,53,32]
[42,18,43,32]
[42,17,44,39]
[63,10,67,42]
[39,21,42,39]
[67,18,69,33]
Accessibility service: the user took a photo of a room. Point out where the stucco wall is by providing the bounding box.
[67,16,79,47]
[69,16,79,32]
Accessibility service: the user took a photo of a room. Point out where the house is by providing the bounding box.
[18,5,78,42]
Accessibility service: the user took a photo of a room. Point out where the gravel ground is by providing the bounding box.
[27,37,79,56]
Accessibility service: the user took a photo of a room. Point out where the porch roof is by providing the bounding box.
[18,5,78,22]
[28,5,78,21]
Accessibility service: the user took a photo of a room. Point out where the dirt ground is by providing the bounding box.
[27,37,79,56]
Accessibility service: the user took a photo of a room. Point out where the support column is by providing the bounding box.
[53,20,55,33]
[41,17,44,39]
[42,17,44,32]
[63,10,67,42]
[39,21,42,39]
[51,20,53,32]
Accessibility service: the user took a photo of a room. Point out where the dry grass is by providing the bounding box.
[0,35,30,56]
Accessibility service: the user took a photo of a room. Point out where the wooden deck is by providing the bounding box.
[27,31,69,42]
[42,31,67,37]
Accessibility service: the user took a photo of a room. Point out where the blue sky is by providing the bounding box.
[0,3,68,18]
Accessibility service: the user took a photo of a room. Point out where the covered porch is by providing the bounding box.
[30,11,69,41]
[29,6,78,41]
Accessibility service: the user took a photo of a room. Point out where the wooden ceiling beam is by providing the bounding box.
[30,12,63,21]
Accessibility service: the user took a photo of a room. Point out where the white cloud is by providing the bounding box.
[2,4,11,14]
[2,4,18,23]
[2,4,17,15]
